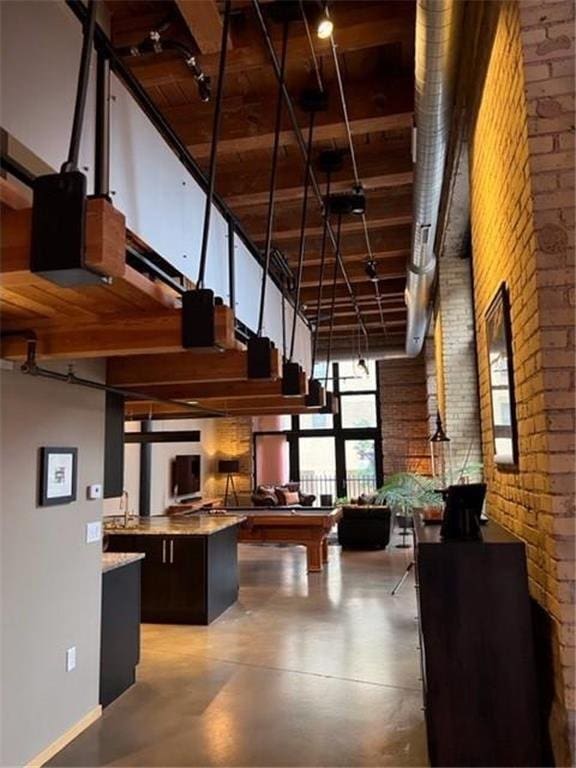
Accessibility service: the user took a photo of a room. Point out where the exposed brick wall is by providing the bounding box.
[212,416,254,504]
[468,1,575,761]
[378,358,432,476]
[435,255,483,478]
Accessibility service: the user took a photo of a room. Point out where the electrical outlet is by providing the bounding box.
[86,521,102,544]
[66,646,76,672]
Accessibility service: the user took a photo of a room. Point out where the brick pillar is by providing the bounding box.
[378,358,432,476]
[519,1,575,760]
[435,253,483,479]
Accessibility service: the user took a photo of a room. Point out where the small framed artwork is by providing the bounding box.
[485,283,519,468]
[39,447,78,506]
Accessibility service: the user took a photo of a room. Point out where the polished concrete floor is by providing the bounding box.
[51,534,428,767]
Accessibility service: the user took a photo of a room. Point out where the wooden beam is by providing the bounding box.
[284,225,411,265]
[300,256,406,288]
[240,189,412,233]
[0,303,236,360]
[108,349,282,387]
[1,199,126,280]
[254,215,412,247]
[122,3,415,79]
[124,429,201,443]
[300,278,405,304]
[0,177,31,210]
[121,378,301,401]
[125,399,326,419]
[175,0,225,54]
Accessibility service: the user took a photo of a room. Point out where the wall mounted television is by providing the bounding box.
[172,454,201,497]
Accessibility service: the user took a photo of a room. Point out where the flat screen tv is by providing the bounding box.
[173,455,201,497]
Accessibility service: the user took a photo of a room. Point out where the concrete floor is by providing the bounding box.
[50,535,428,767]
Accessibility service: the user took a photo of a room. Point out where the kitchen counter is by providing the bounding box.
[105,517,243,624]
[102,552,145,573]
[104,515,246,537]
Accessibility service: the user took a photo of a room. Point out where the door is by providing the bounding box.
[344,438,378,499]
[297,436,337,504]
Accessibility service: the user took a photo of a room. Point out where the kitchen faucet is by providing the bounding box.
[119,490,131,528]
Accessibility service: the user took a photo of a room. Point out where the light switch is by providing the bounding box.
[66,646,76,672]
[86,521,102,544]
[87,484,103,500]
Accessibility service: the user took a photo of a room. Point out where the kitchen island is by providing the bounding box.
[105,515,245,625]
[101,552,144,707]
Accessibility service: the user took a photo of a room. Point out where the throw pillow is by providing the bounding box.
[275,487,300,506]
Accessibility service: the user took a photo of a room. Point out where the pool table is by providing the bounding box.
[201,507,342,573]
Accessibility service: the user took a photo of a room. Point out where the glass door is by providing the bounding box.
[298,436,337,505]
[344,438,378,499]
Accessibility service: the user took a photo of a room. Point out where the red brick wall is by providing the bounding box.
[378,357,432,476]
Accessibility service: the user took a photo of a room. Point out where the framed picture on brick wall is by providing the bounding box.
[485,283,519,468]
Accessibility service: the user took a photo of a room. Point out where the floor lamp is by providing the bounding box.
[219,460,240,506]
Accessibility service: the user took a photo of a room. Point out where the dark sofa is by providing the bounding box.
[337,505,392,549]
[251,483,316,508]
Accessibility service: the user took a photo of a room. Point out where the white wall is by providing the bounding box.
[109,418,221,517]
[0,361,106,766]
[0,0,99,187]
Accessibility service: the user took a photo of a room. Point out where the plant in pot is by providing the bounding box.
[373,472,444,522]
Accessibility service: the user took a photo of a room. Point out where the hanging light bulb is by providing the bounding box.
[357,357,370,378]
[316,4,333,39]
[365,260,378,282]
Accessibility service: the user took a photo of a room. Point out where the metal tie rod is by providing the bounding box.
[251,0,368,338]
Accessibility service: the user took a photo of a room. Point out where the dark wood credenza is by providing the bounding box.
[414,517,544,767]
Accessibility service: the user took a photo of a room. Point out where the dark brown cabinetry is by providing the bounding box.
[414,517,543,767]
[100,560,141,707]
[106,526,238,625]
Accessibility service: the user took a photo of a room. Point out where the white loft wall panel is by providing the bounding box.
[0,1,96,188]
[204,208,230,302]
[110,73,202,282]
[262,278,285,354]
[283,304,313,375]
[109,74,229,301]
[235,238,263,331]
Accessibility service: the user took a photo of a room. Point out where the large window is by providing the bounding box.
[252,360,382,503]
[294,360,381,502]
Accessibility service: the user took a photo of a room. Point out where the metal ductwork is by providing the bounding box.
[405,0,462,356]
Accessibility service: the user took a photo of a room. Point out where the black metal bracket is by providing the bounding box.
[247,336,276,379]
[282,360,303,396]
[182,288,216,347]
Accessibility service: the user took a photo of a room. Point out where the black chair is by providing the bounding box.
[337,505,392,549]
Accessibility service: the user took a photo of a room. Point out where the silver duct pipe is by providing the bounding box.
[405,0,462,356]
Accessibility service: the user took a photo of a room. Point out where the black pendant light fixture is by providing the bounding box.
[181,0,231,349]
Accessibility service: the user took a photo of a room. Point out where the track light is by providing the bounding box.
[351,183,366,215]
[185,56,211,102]
[365,260,378,282]
[316,4,333,39]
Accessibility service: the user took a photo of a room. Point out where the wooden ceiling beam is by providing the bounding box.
[108,348,281,387]
[121,378,296,401]
[300,278,405,303]
[120,5,415,79]
[175,0,226,54]
[300,256,406,287]
[284,224,411,263]
[0,304,236,361]
[172,78,413,156]
[253,213,412,247]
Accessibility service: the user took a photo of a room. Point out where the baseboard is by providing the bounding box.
[26,705,102,768]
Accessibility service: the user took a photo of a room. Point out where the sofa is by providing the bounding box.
[337,504,392,549]
[251,483,316,508]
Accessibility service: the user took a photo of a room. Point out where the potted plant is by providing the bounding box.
[373,472,444,522]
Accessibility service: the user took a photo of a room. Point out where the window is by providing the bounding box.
[340,394,377,428]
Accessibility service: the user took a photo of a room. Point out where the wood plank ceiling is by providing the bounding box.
[105,0,415,359]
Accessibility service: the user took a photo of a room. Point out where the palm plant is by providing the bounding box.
[373,472,443,513]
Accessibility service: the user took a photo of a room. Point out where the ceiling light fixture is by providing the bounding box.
[185,55,212,102]
[365,260,378,282]
[316,3,333,39]
[350,183,366,215]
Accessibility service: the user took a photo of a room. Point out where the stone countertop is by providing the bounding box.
[102,552,145,573]
[104,515,247,537]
